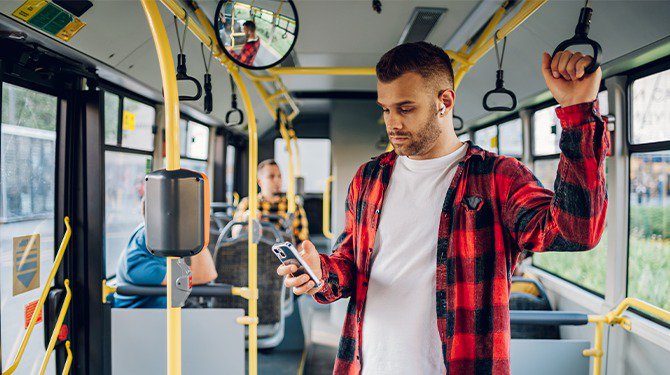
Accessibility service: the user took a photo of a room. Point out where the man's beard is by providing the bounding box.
[388,109,442,157]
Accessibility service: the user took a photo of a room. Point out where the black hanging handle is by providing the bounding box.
[225,74,245,126]
[203,73,213,114]
[552,6,602,74]
[483,70,517,112]
[453,115,464,131]
[176,54,202,101]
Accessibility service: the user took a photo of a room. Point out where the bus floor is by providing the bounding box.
[245,295,337,374]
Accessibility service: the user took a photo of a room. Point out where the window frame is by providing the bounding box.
[470,112,522,157]
[626,56,670,152]
[179,113,211,163]
[99,83,158,153]
[529,89,610,297]
[624,58,670,326]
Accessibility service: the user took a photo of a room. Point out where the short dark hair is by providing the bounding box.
[376,41,454,90]
[258,159,278,174]
[243,20,256,32]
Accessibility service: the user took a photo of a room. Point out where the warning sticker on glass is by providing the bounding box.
[122,110,136,131]
[24,300,43,329]
[13,234,41,296]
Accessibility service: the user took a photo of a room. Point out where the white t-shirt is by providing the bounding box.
[361,143,468,375]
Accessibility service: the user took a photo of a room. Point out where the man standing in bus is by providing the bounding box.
[226,20,261,66]
[278,42,608,374]
[234,159,309,243]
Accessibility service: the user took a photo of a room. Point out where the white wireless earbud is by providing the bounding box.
[439,105,446,115]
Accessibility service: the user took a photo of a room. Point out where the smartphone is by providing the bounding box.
[272,242,323,289]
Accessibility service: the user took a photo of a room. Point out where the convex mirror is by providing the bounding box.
[215,0,299,70]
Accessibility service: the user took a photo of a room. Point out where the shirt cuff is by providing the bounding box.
[555,99,603,129]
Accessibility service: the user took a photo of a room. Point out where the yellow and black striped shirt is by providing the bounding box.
[234,193,309,243]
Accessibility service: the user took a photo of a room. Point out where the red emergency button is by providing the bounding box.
[58,324,69,341]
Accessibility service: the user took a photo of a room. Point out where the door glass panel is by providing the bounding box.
[104,151,152,277]
[631,69,670,144]
[1,83,58,373]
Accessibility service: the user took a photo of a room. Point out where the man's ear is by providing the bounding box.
[438,89,456,114]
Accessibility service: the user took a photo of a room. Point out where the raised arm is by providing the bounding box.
[502,52,609,254]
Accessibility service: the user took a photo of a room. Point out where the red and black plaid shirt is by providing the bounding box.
[231,39,260,65]
[314,101,609,374]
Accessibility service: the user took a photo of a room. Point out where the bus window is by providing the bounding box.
[474,126,498,153]
[104,92,120,145]
[1,82,58,368]
[121,98,155,151]
[532,104,561,156]
[104,151,152,277]
[531,92,610,295]
[103,92,156,277]
[631,69,670,145]
[186,121,209,160]
[226,145,236,203]
[498,118,523,158]
[458,133,471,142]
[175,119,209,174]
[274,138,331,193]
[628,67,670,310]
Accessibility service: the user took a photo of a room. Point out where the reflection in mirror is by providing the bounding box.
[215,0,298,70]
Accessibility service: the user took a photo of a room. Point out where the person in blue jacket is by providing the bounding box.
[113,198,217,308]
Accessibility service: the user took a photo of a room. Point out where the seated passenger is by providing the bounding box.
[233,159,309,243]
[114,198,218,308]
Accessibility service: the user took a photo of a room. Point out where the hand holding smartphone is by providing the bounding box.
[274,241,323,295]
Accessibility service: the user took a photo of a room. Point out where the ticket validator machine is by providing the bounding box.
[144,169,210,307]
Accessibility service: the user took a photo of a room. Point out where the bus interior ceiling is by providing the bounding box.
[0,0,668,375]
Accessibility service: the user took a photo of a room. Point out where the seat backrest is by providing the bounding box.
[510,277,560,339]
[212,222,285,325]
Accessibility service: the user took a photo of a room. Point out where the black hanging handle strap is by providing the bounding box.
[224,74,245,126]
[482,33,517,112]
[551,1,602,74]
[173,15,202,101]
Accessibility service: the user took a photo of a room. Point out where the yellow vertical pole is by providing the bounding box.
[139,1,181,375]
[230,66,260,375]
[322,176,333,239]
[278,115,296,213]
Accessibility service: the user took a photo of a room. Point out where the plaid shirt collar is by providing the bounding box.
[376,140,485,168]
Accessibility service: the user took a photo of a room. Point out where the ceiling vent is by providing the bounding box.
[398,7,447,45]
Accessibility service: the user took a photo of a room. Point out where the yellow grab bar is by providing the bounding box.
[139,1,182,374]
[323,176,333,239]
[278,114,296,214]
[288,129,301,177]
[40,279,72,375]
[2,217,72,375]
[585,298,670,375]
[62,341,72,375]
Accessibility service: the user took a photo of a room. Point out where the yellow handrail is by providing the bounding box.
[39,279,72,375]
[2,217,72,375]
[138,1,182,375]
[288,129,301,177]
[278,113,296,214]
[62,341,72,375]
[322,176,333,239]
[585,298,670,375]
